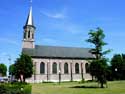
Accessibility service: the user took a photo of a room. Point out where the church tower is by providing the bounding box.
[22,6,36,49]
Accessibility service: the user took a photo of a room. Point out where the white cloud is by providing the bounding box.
[40,8,67,19]
[40,8,86,34]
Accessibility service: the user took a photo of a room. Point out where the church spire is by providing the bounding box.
[25,6,34,26]
[22,3,36,49]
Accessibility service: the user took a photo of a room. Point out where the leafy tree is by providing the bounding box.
[0,63,7,76]
[86,28,110,88]
[111,54,125,80]
[14,54,33,82]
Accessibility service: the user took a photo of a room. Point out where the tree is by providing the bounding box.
[86,28,110,88]
[14,54,33,82]
[110,54,125,80]
[0,63,7,76]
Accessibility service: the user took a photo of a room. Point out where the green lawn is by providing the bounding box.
[32,81,125,94]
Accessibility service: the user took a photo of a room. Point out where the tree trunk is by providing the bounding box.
[19,76,22,83]
[23,76,25,82]
[20,74,24,83]
[23,78,25,82]
[92,75,94,81]
[19,75,23,83]
[100,82,104,88]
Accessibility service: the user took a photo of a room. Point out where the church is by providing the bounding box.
[22,6,94,83]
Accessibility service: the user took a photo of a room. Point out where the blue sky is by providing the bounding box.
[0,0,125,69]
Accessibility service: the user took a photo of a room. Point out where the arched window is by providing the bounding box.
[64,63,68,74]
[40,62,45,74]
[75,63,79,74]
[52,62,57,74]
[85,63,89,73]
[32,33,34,39]
[24,32,26,39]
[28,31,30,38]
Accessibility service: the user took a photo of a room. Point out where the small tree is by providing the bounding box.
[14,54,33,82]
[86,28,110,88]
[0,63,7,76]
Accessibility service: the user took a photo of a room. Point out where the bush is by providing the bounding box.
[0,83,32,94]
[0,84,9,94]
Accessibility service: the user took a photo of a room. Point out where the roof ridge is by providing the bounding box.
[35,45,91,49]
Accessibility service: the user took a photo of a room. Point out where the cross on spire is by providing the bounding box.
[30,0,32,7]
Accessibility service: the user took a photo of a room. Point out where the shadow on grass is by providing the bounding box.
[70,85,99,89]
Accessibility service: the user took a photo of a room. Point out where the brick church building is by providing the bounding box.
[22,6,94,83]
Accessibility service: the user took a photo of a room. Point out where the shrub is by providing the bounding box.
[0,83,32,94]
[0,84,9,94]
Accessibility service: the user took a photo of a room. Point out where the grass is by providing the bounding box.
[32,81,125,94]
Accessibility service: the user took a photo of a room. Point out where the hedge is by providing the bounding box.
[0,82,32,94]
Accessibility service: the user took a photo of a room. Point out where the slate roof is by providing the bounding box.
[22,45,94,59]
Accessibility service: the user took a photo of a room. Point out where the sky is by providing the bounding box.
[0,0,125,70]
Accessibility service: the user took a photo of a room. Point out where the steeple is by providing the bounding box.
[25,6,34,26]
[22,6,36,49]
